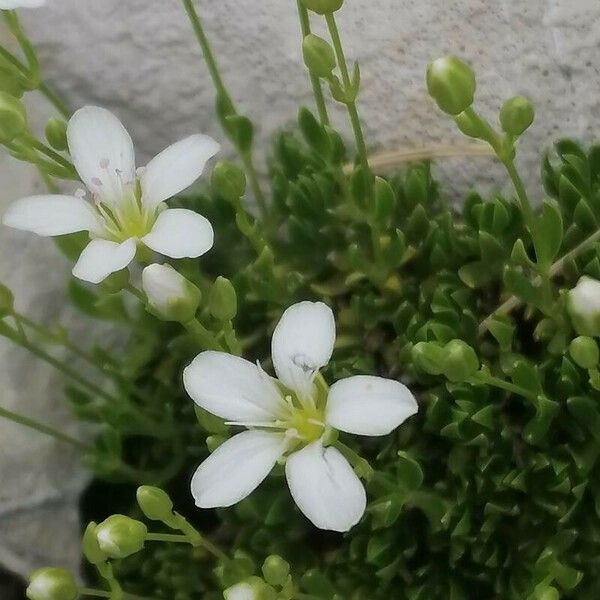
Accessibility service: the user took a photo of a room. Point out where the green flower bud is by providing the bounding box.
[95,515,147,559]
[0,282,14,318]
[211,160,246,203]
[0,66,23,98]
[442,339,480,383]
[136,486,174,521]
[567,276,600,337]
[99,268,130,295]
[26,568,77,600]
[45,118,68,151]
[302,34,336,79]
[81,522,107,565]
[412,341,446,376]
[0,91,26,143]
[499,96,534,136]
[301,0,343,14]
[569,336,599,369]
[426,56,476,116]
[262,555,290,587]
[142,263,201,323]
[208,276,237,321]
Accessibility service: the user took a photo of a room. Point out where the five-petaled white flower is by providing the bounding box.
[3,106,219,283]
[183,301,418,532]
[0,0,45,8]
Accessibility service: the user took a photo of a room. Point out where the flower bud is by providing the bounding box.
[142,263,201,323]
[0,282,14,318]
[442,339,480,382]
[499,96,534,136]
[567,276,600,337]
[0,91,26,143]
[26,568,77,600]
[81,522,107,565]
[224,582,256,600]
[426,56,476,116]
[301,0,343,14]
[95,515,147,559]
[211,160,246,203]
[136,485,174,521]
[262,555,290,587]
[302,34,336,79]
[45,118,68,151]
[208,276,237,321]
[0,66,23,98]
[412,341,445,376]
[569,336,599,369]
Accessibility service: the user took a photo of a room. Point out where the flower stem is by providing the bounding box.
[0,404,90,450]
[146,532,190,543]
[296,0,329,126]
[180,0,268,219]
[38,80,71,118]
[470,370,536,401]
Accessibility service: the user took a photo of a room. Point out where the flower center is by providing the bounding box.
[95,190,156,242]
[282,400,325,443]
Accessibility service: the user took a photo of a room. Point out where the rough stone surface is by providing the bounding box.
[1,0,600,578]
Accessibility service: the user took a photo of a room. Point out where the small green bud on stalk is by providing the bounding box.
[26,568,77,600]
[136,486,174,521]
[302,34,336,79]
[208,276,238,321]
[142,263,201,323]
[0,91,27,143]
[262,555,290,587]
[0,66,23,98]
[567,276,600,337]
[45,118,68,151]
[81,522,107,565]
[442,339,480,382]
[426,56,476,116]
[212,160,246,203]
[301,0,344,14]
[412,341,446,376]
[499,96,534,136]
[0,282,14,318]
[569,336,599,369]
[95,514,147,559]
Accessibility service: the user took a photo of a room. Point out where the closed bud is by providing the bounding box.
[95,515,147,559]
[136,486,173,521]
[224,582,257,600]
[426,56,476,116]
[567,276,600,337]
[81,522,107,565]
[142,263,201,323]
[442,339,480,382]
[262,555,290,586]
[301,0,343,14]
[0,282,14,318]
[208,276,237,321]
[212,160,246,203]
[499,96,534,136]
[412,341,446,376]
[0,91,26,143]
[302,34,336,79]
[26,568,77,600]
[45,118,68,151]
[569,336,599,369]
[0,66,23,98]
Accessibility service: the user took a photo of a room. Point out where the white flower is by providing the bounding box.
[223,583,256,600]
[183,301,418,532]
[3,106,219,283]
[567,276,600,337]
[0,0,45,8]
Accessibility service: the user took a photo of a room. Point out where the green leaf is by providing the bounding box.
[535,201,563,266]
[503,267,541,307]
[298,106,331,157]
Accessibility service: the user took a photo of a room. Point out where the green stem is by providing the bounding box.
[180,0,268,218]
[26,135,76,174]
[471,371,536,401]
[296,0,329,126]
[324,13,370,183]
[38,80,71,118]
[126,283,146,303]
[146,532,190,544]
[0,404,90,450]
[184,318,223,351]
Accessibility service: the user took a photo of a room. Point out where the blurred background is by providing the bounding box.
[1,0,599,592]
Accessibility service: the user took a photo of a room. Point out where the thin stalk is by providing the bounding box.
[146,532,190,544]
[126,283,146,303]
[26,136,76,174]
[471,372,536,401]
[0,404,90,450]
[296,0,329,126]
[503,158,538,248]
[180,0,268,217]
[38,80,71,118]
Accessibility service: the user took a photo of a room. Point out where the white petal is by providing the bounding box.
[183,351,288,422]
[67,106,136,206]
[72,238,136,284]
[0,0,45,7]
[141,134,220,210]
[224,583,255,600]
[2,195,98,236]
[326,375,418,436]
[271,301,335,398]
[141,208,213,259]
[285,441,366,532]
[191,430,286,508]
